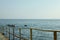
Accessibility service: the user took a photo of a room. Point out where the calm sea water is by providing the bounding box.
[0,19,60,40]
[0,19,60,29]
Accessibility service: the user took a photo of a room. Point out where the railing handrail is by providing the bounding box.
[18,28,60,32]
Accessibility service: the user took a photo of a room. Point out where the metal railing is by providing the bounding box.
[0,26,60,40]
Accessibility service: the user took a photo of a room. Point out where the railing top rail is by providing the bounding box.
[19,28,60,32]
[1,26,60,32]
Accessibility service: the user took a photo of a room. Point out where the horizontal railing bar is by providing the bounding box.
[6,31,27,39]
[18,28,60,32]
[1,27,60,32]
[3,27,60,32]
[7,31,20,38]
[31,28,60,32]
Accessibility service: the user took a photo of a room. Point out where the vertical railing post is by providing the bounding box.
[30,28,32,40]
[0,27,1,32]
[1,26,4,34]
[54,31,57,40]
[19,28,21,40]
[3,27,4,33]
[13,27,14,40]
[6,27,7,35]
[9,27,10,40]
[2,26,4,35]
[0,26,4,33]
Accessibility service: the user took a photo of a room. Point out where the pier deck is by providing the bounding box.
[0,33,8,40]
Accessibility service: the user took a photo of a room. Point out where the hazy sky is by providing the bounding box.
[0,0,60,19]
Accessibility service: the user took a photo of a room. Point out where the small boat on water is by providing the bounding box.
[7,24,15,27]
[24,25,27,27]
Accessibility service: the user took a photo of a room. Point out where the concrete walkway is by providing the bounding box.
[0,33,8,40]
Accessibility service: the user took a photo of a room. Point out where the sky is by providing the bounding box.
[0,0,60,19]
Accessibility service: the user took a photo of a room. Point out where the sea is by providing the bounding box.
[0,19,60,40]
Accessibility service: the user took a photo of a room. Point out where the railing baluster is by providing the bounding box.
[2,27,4,35]
[54,31,57,40]
[30,28,32,40]
[6,27,7,36]
[3,27,4,34]
[1,27,3,34]
[13,27,14,40]
[9,27,10,40]
[19,28,21,40]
